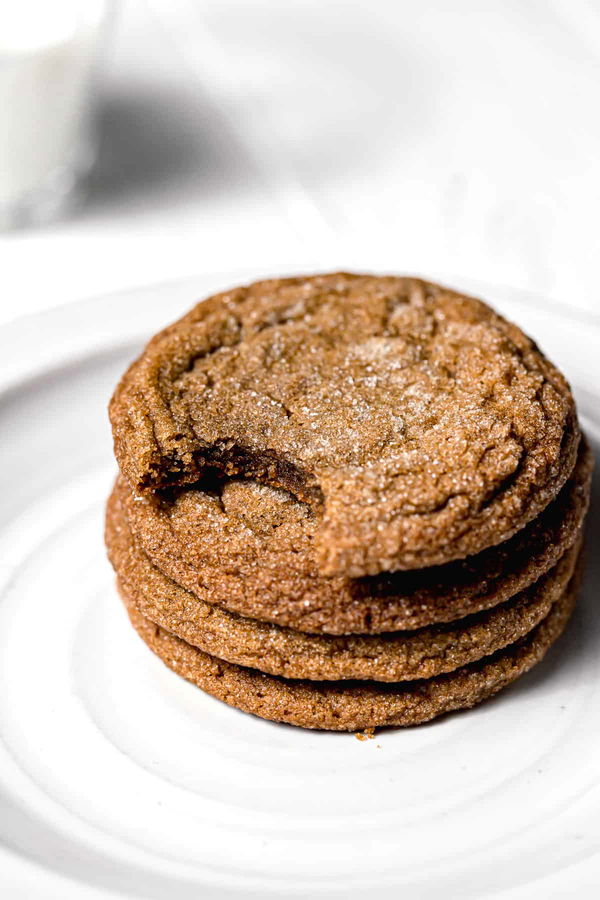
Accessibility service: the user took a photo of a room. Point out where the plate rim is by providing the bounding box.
[0,270,598,900]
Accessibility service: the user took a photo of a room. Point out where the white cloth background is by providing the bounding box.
[1,0,600,324]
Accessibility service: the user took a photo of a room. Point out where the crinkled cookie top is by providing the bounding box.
[110,273,579,577]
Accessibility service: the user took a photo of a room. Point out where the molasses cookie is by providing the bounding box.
[122,569,579,731]
[110,274,579,577]
[107,480,579,680]
[116,438,591,633]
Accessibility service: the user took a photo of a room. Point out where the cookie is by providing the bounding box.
[107,480,580,680]
[122,568,578,731]
[110,483,579,680]
[116,438,591,633]
[109,273,579,577]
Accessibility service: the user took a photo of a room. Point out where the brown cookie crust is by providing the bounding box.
[109,273,579,577]
[116,438,591,634]
[107,480,580,680]
[123,572,578,731]
[111,505,579,681]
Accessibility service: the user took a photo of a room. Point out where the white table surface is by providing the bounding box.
[1,0,600,322]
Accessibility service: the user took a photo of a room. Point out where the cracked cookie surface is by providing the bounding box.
[123,568,578,731]
[110,273,579,576]
[115,439,591,633]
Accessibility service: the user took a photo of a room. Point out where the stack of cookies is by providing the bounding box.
[106,273,592,731]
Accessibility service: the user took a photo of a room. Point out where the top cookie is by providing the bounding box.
[110,273,579,577]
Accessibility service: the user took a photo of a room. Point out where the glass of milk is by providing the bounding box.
[0,0,110,228]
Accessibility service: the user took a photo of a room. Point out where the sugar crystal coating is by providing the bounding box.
[110,273,580,577]
[123,570,579,731]
[117,440,591,634]
[106,480,580,682]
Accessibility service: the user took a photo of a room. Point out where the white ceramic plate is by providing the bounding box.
[0,273,599,900]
